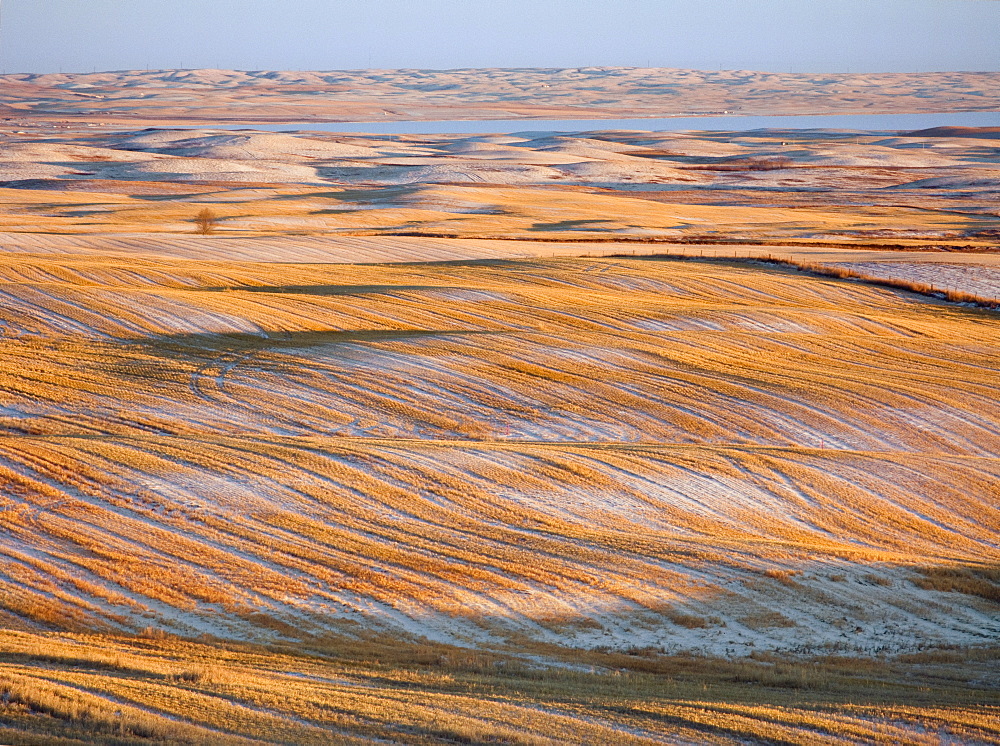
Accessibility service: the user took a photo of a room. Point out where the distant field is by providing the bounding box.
[1,125,998,253]
[3,67,999,124]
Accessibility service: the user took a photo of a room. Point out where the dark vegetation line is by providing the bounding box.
[759,256,999,310]
[332,230,999,253]
[613,250,1000,311]
[767,258,999,309]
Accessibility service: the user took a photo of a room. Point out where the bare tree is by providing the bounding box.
[194,208,218,234]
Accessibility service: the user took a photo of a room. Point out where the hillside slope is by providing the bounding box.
[0,254,997,657]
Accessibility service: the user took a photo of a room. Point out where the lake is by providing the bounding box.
[211,111,1000,135]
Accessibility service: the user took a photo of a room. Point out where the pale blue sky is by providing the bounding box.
[2,0,998,74]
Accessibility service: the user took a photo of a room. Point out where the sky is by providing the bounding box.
[1,0,998,75]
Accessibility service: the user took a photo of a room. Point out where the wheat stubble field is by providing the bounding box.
[0,243,999,743]
[1,64,1000,741]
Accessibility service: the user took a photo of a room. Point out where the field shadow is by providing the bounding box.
[147,327,489,353]
[531,219,617,232]
[195,283,445,296]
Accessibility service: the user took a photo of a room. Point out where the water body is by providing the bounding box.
[216,111,1000,135]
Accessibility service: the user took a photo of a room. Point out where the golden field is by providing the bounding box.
[0,629,998,745]
[0,245,998,741]
[0,99,999,741]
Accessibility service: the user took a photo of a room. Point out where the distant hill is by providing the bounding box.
[904,125,1000,138]
[1,67,998,124]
